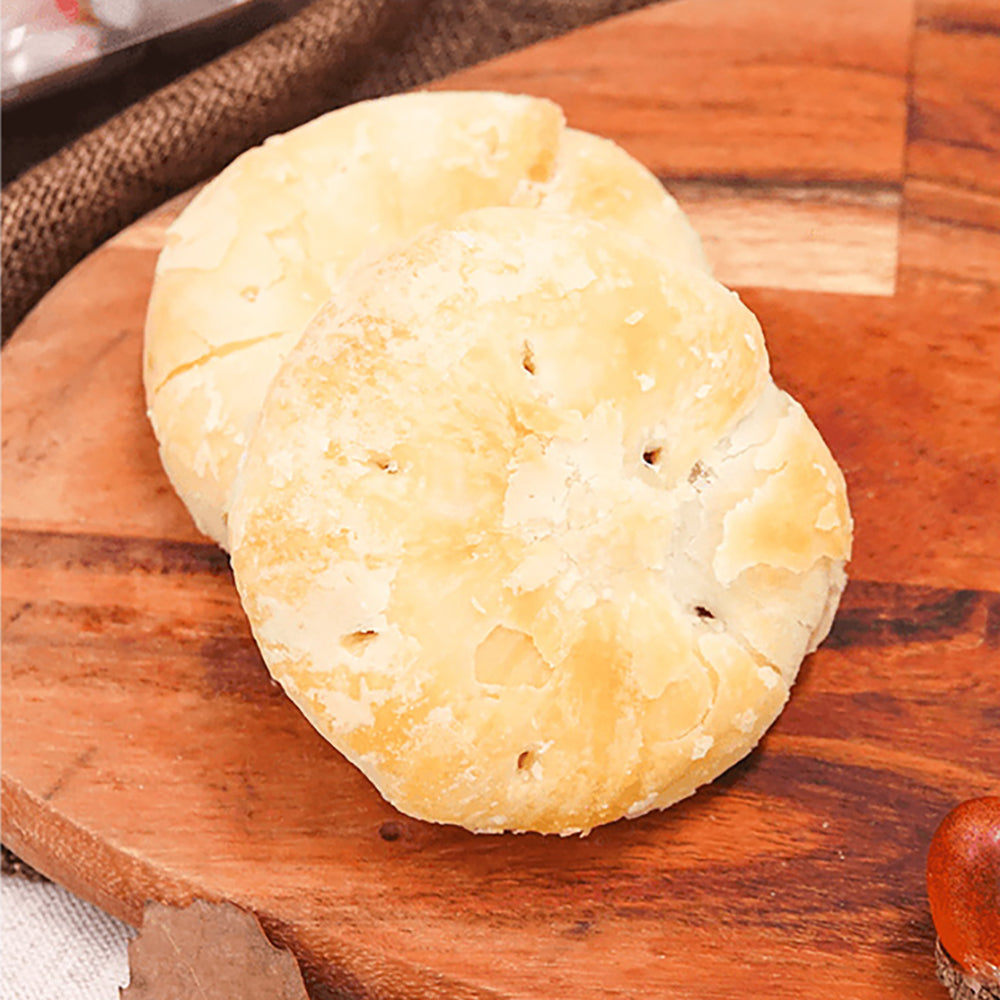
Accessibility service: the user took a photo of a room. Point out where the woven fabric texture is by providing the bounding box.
[1,873,134,1000]
[1,0,656,341]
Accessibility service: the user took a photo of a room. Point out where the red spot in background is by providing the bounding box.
[54,0,82,22]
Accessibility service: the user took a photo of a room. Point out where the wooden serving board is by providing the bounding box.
[4,0,999,996]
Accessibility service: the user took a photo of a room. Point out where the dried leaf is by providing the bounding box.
[121,898,309,1000]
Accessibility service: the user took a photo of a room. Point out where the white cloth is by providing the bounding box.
[1,872,133,999]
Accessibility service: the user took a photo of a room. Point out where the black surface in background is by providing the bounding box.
[1,2,306,185]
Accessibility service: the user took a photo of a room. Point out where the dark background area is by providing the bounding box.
[2,2,305,184]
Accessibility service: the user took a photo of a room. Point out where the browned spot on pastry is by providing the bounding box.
[527,151,554,183]
[521,340,536,375]
[642,446,662,466]
[342,630,378,654]
[689,460,712,484]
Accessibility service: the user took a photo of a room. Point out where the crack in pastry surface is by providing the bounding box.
[150,329,290,396]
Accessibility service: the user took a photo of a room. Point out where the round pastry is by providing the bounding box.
[144,90,709,547]
[229,208,852,835]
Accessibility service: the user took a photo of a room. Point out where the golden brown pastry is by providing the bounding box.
[144,90,708,546]
[229,208,852,835]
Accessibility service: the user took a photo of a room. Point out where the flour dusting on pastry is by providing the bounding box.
[143,91,708,547]
[227,208,852,835]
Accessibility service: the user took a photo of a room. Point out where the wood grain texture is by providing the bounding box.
[4,1,1000,998]
[900,0,1000,294]
[436,0,914,294]
[674,181,901,294]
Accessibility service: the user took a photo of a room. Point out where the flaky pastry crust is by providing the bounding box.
[229,209,852,835]
[144,91,708,546]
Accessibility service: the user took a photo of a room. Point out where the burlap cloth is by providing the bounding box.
[1,0,660,342]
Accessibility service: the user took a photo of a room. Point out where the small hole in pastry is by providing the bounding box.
[521,341,536,375]
[370,454,398,474]
[342,630,378,653]
[517,749,534,771]
[642,446,662,466]
[694,606,715,620]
